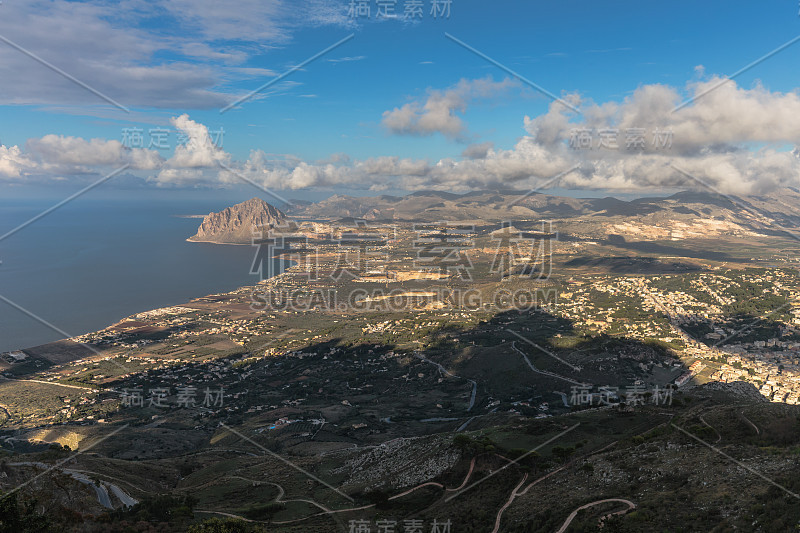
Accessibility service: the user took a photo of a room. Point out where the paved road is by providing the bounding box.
[456,416,476,432]
[9,461,138,508]
[109,483,138,507]
[71,472,112,508]
[388,482,444,500]
[511,342,585,386]
[555,498,636,533]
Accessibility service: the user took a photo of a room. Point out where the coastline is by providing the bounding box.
[27,274,279,354]
[185,237,252,246]
[4,244,271,354]
[15,243,292,355]
[4,198,292,353]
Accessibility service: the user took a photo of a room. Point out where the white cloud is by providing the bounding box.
[461,142,494,159]
[0,145,40,180]
[382,77,520,140]
[234,77,800,194]
[0,114,223,185]
[152,167,213,186]
[179,43,249,64]
[163,114,230,169]
[162,0,290,43]
[0,134,162,182]
[151,114,232,185]
[515,78,800,193]
[0,0,351,109]
[26,135,163,170]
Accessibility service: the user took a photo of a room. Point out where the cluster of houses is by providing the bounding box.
[555,270,800,405]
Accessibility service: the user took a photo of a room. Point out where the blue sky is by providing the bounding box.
[2,0,800,199]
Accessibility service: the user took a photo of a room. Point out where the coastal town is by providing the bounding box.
[556,268,800,404]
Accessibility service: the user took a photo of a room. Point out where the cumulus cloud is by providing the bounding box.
[382,77,520,140]
[235,137,571,192]
[151,114,233,186]
[164,115,230,169]
[0,134,162,182]
[516,77,800,193]
[0,145,40,180]
[27,135,162,170]
[0,114,221,186]
[544,79,800,155]
[462,142,495,160]
[237,77,800,194]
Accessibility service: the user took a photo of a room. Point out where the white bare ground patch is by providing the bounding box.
[332,435,459,492]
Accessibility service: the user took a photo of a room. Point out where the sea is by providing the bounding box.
[0,195,283,353]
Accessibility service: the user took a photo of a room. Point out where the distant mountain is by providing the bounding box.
[283,187,800,239]
[282,189,657,220]
[286,190,590,221]
[188,197,286,244]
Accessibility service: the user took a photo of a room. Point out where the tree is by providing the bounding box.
[0,492,52,533]
[453,434,472,451]
[551,446,576,463]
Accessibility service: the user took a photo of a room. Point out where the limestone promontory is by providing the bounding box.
[188,197,286,244]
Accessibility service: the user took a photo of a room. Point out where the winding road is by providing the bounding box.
[491,474,529,533]
[196,453,481,526]
[490,440,622,531]
[446,457,476,492]
[555,498,636,533]
[9,461,138,509]
[71,472,113,508]
[699,413,722,443]
[511,341,585,386]
[740,411,760,435]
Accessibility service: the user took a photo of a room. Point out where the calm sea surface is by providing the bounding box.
[0,197,279,353]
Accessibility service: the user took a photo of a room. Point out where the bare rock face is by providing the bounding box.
[188,198,286,244]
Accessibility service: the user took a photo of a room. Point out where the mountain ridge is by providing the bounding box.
[284,187,800,227]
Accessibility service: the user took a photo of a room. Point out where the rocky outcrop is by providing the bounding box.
[188,197,286,244]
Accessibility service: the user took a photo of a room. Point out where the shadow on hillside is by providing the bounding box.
[603,234,738,261]
[223,305,691,416]
[564,256,703,274]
